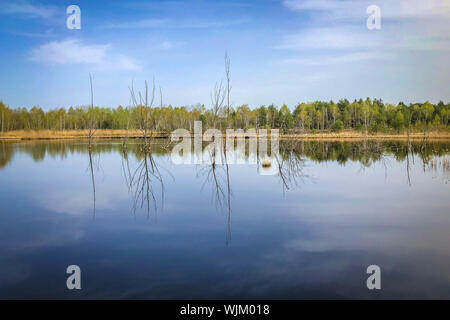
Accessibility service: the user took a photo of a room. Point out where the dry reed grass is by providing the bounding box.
[0,129,449,141]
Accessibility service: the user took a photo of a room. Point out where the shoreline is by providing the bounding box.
[1,129,449,141]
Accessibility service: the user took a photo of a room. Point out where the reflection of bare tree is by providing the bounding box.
[128,145,165,220]
[275,141,309,193]
[406,136,414,186]
[87,148,98,218]
[418,140,433,173]
[426,156,450,184]
[420,140,450,184]
[356,140,391,179]
[225,154,231,244]
[121,143,133,192]
[197,144,232,245]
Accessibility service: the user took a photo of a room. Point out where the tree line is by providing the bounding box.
[0,98,448,133]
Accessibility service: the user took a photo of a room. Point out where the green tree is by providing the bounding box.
[392,111,405,132]
[332,120,344,132]
[278,104,293,132]
[257,106,267,128]
[267,104,279,128]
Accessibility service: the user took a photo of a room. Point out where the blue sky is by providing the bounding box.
[0,0,449,110]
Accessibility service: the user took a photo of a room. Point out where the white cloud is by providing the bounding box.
[283,0,450,20]
[276,25,450,53]
[30,39,108,64]
[278,0,450,63]
[0,1,58,19]
[102,55,141,72]
[102,18,167,29]
[102,18,247,29]
[29,39,141,71]
[275,27,382,50]
[158,40,186,50]
[280,51,391,66]
[284,0,347,12]
[12,29,55,38]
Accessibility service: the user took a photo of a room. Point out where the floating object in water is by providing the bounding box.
[262,159,272,168]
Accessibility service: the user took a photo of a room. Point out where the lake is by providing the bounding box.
[0,139,449,299]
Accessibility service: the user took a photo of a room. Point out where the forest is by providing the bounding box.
[0,98,448,134]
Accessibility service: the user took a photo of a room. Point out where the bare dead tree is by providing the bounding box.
[129,79,160,150]
[196,52,233,243]
[211,81,226,129]
[224,51,232,122]
[121,91,134,149]
[88,73,96,148]
[223,52,233,242]
[160,86,163,108]
[85,74,98,218]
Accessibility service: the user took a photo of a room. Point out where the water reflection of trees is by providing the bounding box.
[0,142,13,169]
[197,144,232,244]
[3,140,448,165]
[126,143,165,220]
[427,156,450,183]
[88,146,97,218]
[2,139,449,188]
[1,138,449,243]
[82,142,104,218]
[276,140,309,192]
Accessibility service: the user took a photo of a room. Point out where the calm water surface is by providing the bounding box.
[0,140,449,299]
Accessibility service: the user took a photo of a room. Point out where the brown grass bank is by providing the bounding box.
[0,129,449,141]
